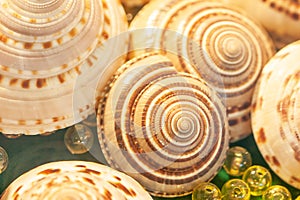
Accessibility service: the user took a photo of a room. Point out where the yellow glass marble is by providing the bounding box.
[64,124,94,154]
[192,182,222,200]
[221,179,251,200]
[296,195,300,200]
[262,185,292,200]
[242,165,272,196]
[223,146,252,177]
[0,146,8,174]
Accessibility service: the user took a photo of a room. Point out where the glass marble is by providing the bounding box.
[221,179,251,200]
[262,185,292,200]
[192,182,222,200]
[0,146,8,174]
[296,195,300,200]
[242,165,272,196]
[223,146,252,177]
[64,124,94,154]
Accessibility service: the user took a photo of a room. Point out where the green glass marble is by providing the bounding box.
[64,124,94,154]
[192,182,222,200]
[242,165,272,196]
[221,179,251,200]
[262,185,292,200]
[223,146,252,177]
[0,146,8,174]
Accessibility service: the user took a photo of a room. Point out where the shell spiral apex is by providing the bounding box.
[129,0,275,142]
[97,53,230,197]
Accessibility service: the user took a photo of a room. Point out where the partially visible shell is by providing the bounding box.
[0,0,128,135]
[129,0,275,142]
[252,40,300,189]
[220,0,300,49]
[97,53,230,197]
[121,0,150,8]
[0,161,153,199]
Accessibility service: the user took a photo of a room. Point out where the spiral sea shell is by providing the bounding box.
[97,53,230,197]
[129,0,275,142]
[252,41,300,189]
[0,0,128,135]
[0,161,153,199]
[220,0,300,49]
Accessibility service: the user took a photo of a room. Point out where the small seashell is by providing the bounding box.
[0,161,153,199]
[251,40,300,190]
[97,53,230,197]
[0,0,128,135]
[220,0,300,49]
[129,0,275,142]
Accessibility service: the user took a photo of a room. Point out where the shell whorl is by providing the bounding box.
[0,0,128,135]
[129,0,275,142]
[97,53,229,197]
[0,161,153,200]
[252,41,300,190]
[221,0,300,49]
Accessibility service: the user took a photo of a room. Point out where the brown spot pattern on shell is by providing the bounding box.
[129,0,275,142]
[221,0,300,49]
[0,0,128,135]
[0,161,152,200]
[97,53,230,197]
[252,41,300,189]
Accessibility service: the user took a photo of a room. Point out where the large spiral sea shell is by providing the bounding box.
[220,0,300,49]
[129,0,275,142]
[97,53,230,197]
[0,161,153,199]
[0,0,128,135]
[252,40,300,189]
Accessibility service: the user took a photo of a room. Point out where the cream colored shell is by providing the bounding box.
[97,53,230,197]
[0,161,153,199]
[129,0,275,142]
[121,0,150,8]
[0,0,128,135]
[221,0,300,49]
[252,40,300,190]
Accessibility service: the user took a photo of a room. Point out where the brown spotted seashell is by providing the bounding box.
[97,53,230,197]
[252,40,300,189]
[0,0,128,135]
[221,0,300,49]
[0,161,153,199]
[129,0,275,142]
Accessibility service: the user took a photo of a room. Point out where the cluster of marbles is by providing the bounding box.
[192,146,294,200]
